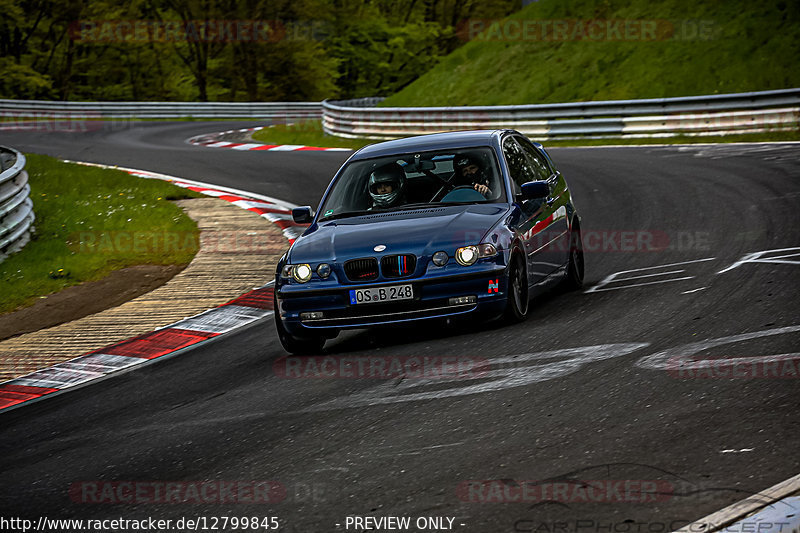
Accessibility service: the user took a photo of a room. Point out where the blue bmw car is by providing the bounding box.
[274,130,584,354]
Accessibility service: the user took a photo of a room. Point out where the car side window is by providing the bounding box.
[516,136,552,182]
[503,136,550,218]
[502,137,538,194]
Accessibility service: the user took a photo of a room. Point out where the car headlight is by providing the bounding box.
[292,264,313,283]
[317,263,332,278]
[455,244,498,266]
[432,251,449,266]
[478,243,497,257]
[455,246,479,266]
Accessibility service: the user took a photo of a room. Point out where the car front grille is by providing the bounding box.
[381,254,417,278]
[344,258,379,281]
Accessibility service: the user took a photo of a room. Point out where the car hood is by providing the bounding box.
[289,204,510,263]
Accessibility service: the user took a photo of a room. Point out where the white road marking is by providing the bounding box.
[718,246,800,274]
[721,448,754,454]
[615,269,686,281]
[635,325,800,371]
[304,343,649,411]
[587,277,695,292]
[681,287,708,294]
[585,257,715,293]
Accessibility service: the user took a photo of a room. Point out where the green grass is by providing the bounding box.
[251,121,371,150]
[383,0,800,106]
[0,154,203,314]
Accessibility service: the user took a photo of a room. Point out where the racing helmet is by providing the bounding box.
[368,163,406,208]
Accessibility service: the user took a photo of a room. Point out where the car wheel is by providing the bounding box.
[564,227,584,290]
[504,252,529,322]
[273,293,325,355]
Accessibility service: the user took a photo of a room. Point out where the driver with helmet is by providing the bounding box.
[368,162,406,209]
[454,153,492,198]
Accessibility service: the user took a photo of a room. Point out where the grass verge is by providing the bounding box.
[0,154,203,314]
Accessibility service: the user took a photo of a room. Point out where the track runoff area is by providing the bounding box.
[0,119,797,533]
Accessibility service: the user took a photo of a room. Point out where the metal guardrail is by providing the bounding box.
[0,146,35,263]
[2,89,797,138]
[322,88,800,140]
[0,99,322,120]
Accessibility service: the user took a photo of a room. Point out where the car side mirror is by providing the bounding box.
[292,206,314,224]
[520,181,549,200]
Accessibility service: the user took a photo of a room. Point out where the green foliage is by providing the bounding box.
[0,59,53,99]
[0,155,203,313]
[327,17,450,97]
[384,0,800,106]
[0,0,519,102]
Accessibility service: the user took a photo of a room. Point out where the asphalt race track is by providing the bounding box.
[0,122,798,533]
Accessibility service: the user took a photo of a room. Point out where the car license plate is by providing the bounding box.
[350,284,413,305]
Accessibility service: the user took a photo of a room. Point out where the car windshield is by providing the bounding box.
[318,147,505,221]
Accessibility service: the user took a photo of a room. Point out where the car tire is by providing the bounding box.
[564,226,585,290]
[504,252,529,322]
[273,293,326,355]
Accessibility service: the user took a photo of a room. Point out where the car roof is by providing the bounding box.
[350,130,509,160]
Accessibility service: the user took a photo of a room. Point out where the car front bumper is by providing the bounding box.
[276,265,509,334]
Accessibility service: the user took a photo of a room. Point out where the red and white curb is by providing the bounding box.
[188,126,352,152]
[69,163,309,243]
[0,286,274,412]
[0,163,306,413]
